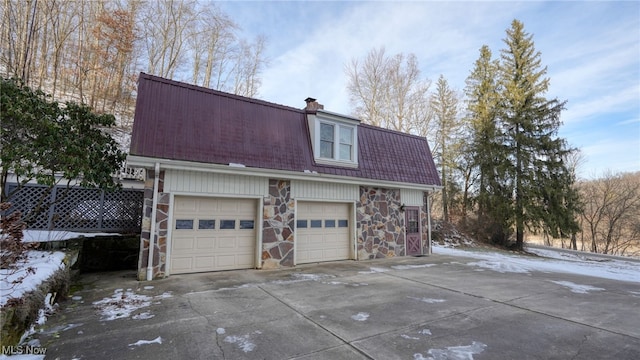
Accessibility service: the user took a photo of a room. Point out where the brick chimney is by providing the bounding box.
[304,97,324,111]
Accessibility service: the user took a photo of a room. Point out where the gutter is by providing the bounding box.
[425,190,439,255]
[147,162,160,281]
[126,155,443,193]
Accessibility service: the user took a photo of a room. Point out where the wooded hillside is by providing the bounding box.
[1,0,266,129]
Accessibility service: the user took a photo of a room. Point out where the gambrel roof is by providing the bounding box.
[130,73,440,187]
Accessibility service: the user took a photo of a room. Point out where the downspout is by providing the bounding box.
[427,190,434,255]
[147,162,160,281]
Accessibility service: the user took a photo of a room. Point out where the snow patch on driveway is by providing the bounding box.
[550,280,605,294]
[408,296,446,304]
[128,336,162,347]
[391,264,437,270]
[224,331,262,353]
[414,341,487,360]
[358,267,389,274]
[93,289,172,321]
[466,260,530,274]
[351,312,370,321]
[272,273,335,284]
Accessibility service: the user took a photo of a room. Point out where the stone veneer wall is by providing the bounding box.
[356,187,405,259]
[421,192,430,254]
[262,179,295,269]
[137,169,169,280]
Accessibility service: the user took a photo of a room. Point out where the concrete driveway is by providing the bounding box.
[31,251,640,359]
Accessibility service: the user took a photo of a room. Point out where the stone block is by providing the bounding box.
[262,258,280,270]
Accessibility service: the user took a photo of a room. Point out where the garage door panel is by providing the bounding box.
[175,200,198,212]
[195,237,214,250]
[297,201,351,264]
[171,196,257,274]
[171,258,193,272]
[217,236,238,249]
[197,202,219,212]
[195,257,214,269]
[172,237,194,250]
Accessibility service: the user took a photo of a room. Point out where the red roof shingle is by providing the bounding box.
[130,73,440,187]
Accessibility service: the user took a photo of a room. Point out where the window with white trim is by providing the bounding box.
[308,109,360,167]
[339,126,353,161]
[318,121,356,162]
[320,123,334,158]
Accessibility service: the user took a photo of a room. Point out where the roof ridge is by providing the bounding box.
[139,72,305,113]
[358,123,428,141]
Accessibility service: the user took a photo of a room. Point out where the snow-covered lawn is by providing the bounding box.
[2,229,118,308]
[433,245,640,283]
[22,230,116,243]
[0,251,66,307]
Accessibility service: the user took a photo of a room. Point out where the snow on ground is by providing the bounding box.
[549,281,605,294]
[128,336,162,347]
[408,296,447,304]
[92,288,172,321]
[270,272,335,284]
[22,230,116,243]
[391,264,437,270]
[211,272,341,292]
[351,312,370,321]
[223,331,262,353]
[0,251,66,307]
[414,341,487,360]
[358,267,389,274]
[433,245,640,283]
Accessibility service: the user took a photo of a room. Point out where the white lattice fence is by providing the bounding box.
[4,183,143,233]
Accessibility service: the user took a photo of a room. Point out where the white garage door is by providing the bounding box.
[171,197,256,274]
[296,202,351,264]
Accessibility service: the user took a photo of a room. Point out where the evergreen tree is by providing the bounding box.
[1,78,126,223]
[497,20,577,249]
[464,45,507,237]
[430,75,461,223]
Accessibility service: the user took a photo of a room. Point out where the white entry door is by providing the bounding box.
[171,196,256,274]
[296,202,351,264]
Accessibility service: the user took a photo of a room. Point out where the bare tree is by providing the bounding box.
[142,0,197,79]
[579,171,640,256]
[1,0,43,82]
[0,0,267,137]
[187,4,237,88]
[231,35,266,97]
[345,47,432,136]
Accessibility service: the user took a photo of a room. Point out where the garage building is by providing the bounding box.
[127,73,441,279]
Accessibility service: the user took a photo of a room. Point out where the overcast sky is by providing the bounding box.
[215,0,639,179]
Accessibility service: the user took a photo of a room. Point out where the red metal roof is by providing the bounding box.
[130,73,440,186]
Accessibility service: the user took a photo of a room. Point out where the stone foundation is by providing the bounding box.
[356,187,405,259]
[261,179,295,269]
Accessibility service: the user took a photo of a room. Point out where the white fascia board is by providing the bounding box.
[126,155,442,192]
[315,109,361,124]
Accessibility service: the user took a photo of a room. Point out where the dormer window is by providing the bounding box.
[320,123,335,158]
[320,122,355,161]
[305,99,360,168]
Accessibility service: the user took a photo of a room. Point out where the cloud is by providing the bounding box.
[217,1,639,176]
[575,136,640,178]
